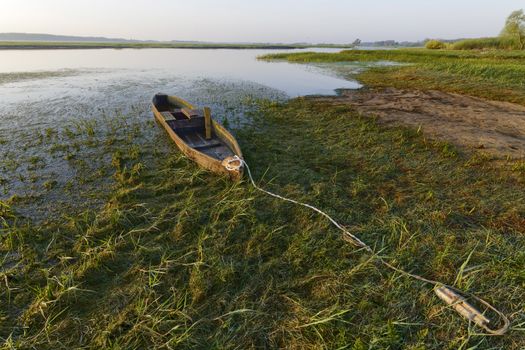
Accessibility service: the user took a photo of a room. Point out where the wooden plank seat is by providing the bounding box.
[160,111,176,121]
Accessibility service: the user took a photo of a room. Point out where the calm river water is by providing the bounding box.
[0,48,362,131]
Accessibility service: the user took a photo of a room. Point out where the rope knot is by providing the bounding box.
[223,155,243,172]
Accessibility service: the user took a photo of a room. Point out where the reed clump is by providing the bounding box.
[451,37,521,50]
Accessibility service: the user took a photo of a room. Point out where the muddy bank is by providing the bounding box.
[318,87,525,159]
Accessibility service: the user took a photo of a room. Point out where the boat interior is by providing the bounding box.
[153,95,235,160]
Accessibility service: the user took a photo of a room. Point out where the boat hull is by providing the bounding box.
[152,95,243,181]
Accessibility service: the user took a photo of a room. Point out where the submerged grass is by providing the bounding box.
[0,70,83,85]
[261,49,525,105]
[1,99,524,348]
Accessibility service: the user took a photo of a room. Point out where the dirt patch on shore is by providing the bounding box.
[319,87,525,159]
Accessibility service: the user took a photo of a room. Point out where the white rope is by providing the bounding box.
[237,157,510,336]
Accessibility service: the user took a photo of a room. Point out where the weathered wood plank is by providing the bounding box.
[181,108,203,118]
[204,107,212,140]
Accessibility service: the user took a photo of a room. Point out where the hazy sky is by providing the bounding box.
[0,0,522,43]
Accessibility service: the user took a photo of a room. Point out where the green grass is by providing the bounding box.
[261,49,525,105]
[0,41,353,50]
[1,99,524,348]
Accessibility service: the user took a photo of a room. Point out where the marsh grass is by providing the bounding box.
[1,99,524,348]
[261,49,525,105]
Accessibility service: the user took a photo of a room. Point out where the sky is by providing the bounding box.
[0,0,522,43]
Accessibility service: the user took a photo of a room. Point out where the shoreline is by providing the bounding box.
[264,48,525,159]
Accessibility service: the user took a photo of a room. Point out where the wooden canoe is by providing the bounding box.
[152,93,243,180]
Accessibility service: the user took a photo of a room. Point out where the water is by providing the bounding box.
[0,47,361,220]
[0,47,359,97]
